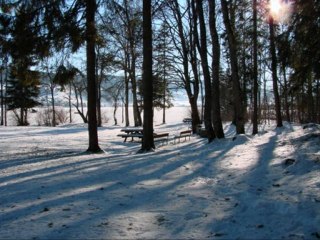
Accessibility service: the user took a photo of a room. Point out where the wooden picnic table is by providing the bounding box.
[117,128,169,145]
[117,128,143,142]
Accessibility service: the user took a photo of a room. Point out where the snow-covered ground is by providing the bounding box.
[0,117,319,239]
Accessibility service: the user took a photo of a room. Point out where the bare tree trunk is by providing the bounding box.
[128,34,141,127]
[124,58,130,126]
[209,0,224,139]
[252,0,258,134]
[113,101,118,125]
[96,54,102,127]
[140,0,154,152]
[68,83,72,123]
[221,0,245,134]
[86,0,102,153]
[162,77,166,124]
[195,0,215,142]
[170,0,200,134]
[130,61,142,127]
[269,18,283,127]
[316,79,320,123]
[50,85,56,127]
[4,64,8,126]
[307,75,315,122]
[20,107,24,126]
[282,64,290,122]
[189,0,201,126]
[0,67,3,126]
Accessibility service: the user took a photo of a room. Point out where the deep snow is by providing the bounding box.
[0,118,319,239]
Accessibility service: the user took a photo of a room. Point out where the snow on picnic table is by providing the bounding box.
[0,122,319,239]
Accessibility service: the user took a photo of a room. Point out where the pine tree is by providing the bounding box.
[5,2,42,126]
[153,22,174,124]
[6,65,41,125]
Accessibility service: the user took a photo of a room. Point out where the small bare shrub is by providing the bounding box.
[36,108,69,126]
[101,111,110,124]
[55,108,69,125]
[36,108,52,126]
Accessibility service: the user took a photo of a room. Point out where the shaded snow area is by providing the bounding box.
[0,122,319,239]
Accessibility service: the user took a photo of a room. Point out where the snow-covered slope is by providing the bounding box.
[0,122,319,239]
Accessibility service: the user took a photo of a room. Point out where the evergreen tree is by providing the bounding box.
[153,22,174,124]
[5,2,43,126]
[6,66,40,125]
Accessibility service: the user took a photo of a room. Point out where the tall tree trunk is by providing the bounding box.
[209,0,224,139]
[96,54,102,127]
[20,107,24,126]
[307,75,315,122]
[4,64,8,126]
[124,66,130,126]
[195,0,215,142]
[171,0,200,134]
[162,77,166,124]
[140,0,154,152]
[282,64,290,122]
[189,0,201,127]
[68,83,72,123]
[97,82,102,127]
[316,79,320,123]
[162,39,167,125]
[221,0,245,134]
[130,58,142,127]
[0,67,3,126]
[269,18,283,127]
[252,0,259,134]
[86,0,102,153]
[50,85,56,127]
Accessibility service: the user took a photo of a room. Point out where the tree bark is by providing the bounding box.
[269,18,283,127]
[0,67,3,126]
[140,0,154,152]
[282,64,290,122]
[50,85,56,127]
[195,0,215,142]
[221,0,245,134]
[124,64,130,126]
[209,0,224,139]
[96,52,102,127]
[86,0,102,153]
[68,83,72,123]
[252,0,258,134]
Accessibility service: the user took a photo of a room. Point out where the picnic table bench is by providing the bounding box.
[173,129,192,144]
[153,132,169,145]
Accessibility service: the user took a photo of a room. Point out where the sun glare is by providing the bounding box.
[270,0,282,16]
[268,0,292,23]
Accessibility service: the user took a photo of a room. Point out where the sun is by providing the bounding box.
[269,0,282,17]
[268,0,292,23]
